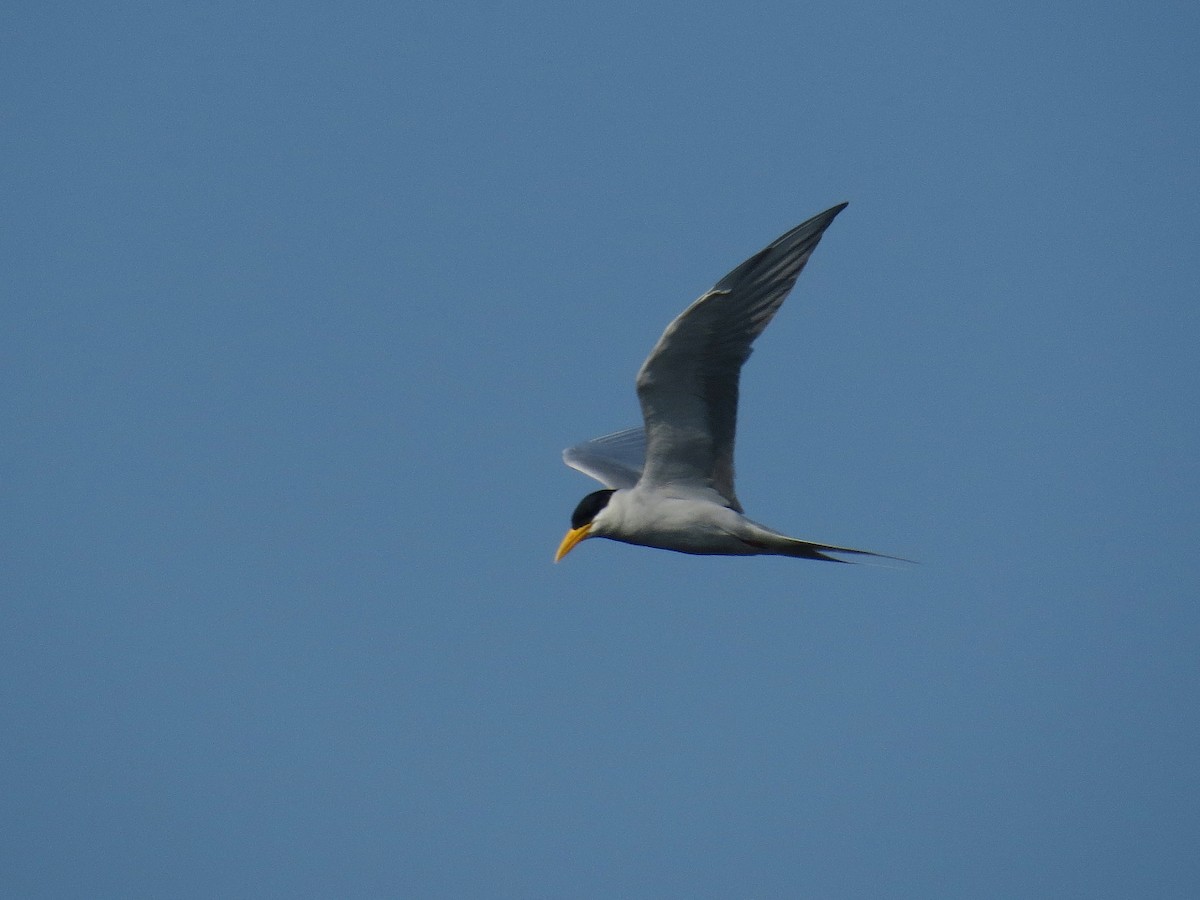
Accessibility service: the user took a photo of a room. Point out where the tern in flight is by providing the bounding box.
[556,202,896,564]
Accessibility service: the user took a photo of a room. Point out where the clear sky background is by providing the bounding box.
[4,2,1199,897]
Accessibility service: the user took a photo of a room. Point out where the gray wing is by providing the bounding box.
[562,426,646,488]
[635,203,848,510]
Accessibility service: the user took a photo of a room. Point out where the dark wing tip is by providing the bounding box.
[821,547,917,566]
[711,202,849,295]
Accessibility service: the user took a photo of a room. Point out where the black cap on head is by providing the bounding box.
[571,489,615,530]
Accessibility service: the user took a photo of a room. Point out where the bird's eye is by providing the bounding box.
[571,489,615,529]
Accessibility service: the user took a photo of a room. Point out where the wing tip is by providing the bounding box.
[820,200,850,222]
[823,547,917,566]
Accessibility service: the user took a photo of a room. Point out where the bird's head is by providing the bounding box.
[555,489,616,562]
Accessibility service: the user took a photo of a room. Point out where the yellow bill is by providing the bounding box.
[554,523,592,562]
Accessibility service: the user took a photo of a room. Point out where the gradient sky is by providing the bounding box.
[5,2,1199,897]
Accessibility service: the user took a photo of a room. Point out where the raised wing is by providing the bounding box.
[562,426,646,488]
[635,203,848,510]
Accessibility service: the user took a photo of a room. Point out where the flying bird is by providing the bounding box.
[556,202,894,564]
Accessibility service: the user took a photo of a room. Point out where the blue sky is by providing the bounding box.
[4,1,1199,896]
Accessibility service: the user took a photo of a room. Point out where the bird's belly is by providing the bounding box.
[612,503,761,556]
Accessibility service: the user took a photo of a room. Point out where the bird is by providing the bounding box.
[556,202,896,564]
